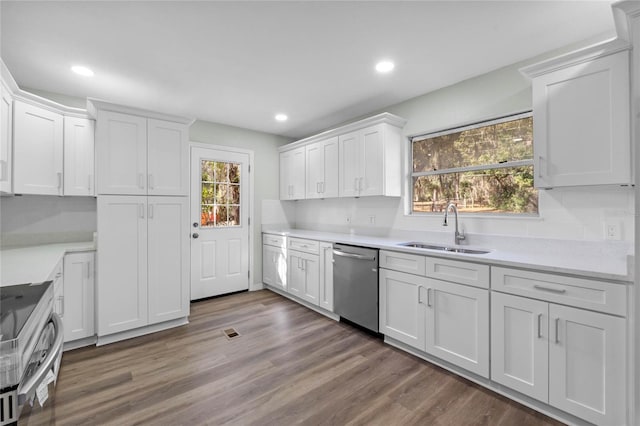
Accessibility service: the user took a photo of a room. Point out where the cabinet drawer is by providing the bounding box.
[263,233,286,249]
[288,238,319,254]
[491,267,627,316]
[426,258,489,289]
[380,250,426,276]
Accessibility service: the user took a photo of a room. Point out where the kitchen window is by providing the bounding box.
[411,112,537,214]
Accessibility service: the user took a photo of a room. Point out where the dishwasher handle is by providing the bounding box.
[332,249,376,261]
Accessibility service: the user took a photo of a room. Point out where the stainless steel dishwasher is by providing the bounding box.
[332,243,379,333]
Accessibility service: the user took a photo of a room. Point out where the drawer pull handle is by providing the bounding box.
[537,313,542,338]
[533,284,566,294]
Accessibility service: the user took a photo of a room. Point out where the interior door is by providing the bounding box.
[190,146,250,300]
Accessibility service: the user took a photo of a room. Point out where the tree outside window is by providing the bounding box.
[411,113,537,214]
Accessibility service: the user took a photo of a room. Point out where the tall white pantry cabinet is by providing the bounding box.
[91,100,191,341]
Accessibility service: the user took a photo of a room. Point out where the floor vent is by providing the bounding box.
[223,328,241,340]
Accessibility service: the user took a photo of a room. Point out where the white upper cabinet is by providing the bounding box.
[64,117,95,196]
[0,84,12,194]
[279,113,406,200]
[96,110,147,195]
[147,119,188,196]
[13,101,64,195]
[93,102,190,196]
[305,136,339,199]
[339,122,402,197]
[523,48,631,187]
[279,146,305,200]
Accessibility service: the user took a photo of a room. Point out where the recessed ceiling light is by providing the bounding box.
[275,114,288,122]
[375,61,395,73]
[71,65,94,77]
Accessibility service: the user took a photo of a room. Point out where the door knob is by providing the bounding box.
[193,222,199,228]
[192,233,199,239]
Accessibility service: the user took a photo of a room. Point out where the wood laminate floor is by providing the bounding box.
[20,290,564,425]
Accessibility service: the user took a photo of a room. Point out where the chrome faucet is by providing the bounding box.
[443,202,466,245]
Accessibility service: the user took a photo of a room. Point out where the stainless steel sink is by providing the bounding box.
[398,242,490,255]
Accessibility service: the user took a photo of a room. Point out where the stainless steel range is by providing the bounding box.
[0,281,63,425]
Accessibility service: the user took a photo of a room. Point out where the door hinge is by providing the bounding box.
[248,270,250,279]
[248,217,251,225]
[248,164,251,173]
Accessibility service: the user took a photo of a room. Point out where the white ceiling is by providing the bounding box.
[0,1,617,139]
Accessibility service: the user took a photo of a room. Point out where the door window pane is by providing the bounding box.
[200,160,241,227]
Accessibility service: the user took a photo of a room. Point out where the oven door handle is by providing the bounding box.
[17,313,64,405]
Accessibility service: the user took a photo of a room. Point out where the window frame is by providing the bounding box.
[408,111,537,216]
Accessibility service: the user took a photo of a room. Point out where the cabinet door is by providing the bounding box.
[262,244,277,286]
[306,137,339,199]
[319,242,334,311]
[549,304,626,425]
[0,86,12,193]
[63,252,95,342]
[533,51,630,187]
[287,251,304,297]
[13,101,63,195]
[360,125,384,196]
[97,195,148,335]
[263,244,287,291]
[279,150,290,200]
[424,279,489,378]
[300,252,320,305]
[379,268,426,350]
[280,147,305,200]
[305,141,323,199]
[339,131,360,197]
[64,117,95,196]
[321,137,339,198]
[290,147,305,199]
[96,110,147,195]
[147,196,189,324]
[491,292,549,403]
[147,119,188,196]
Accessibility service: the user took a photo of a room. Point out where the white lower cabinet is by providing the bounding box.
[424,278,489,377]
[287,250,319,304]
[263,244,287,291]
[318,242,334,311]
[269,235,333,312]
[63,252,95,342]
[491,292,626,425]
[379,267,489,378]
[262,234,287,292]
[97,195,189,337]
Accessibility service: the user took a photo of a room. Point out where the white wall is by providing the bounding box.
[0,195,97,247]
[292,60,635,243]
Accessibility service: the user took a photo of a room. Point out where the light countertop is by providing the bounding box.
[1,242,95,287]
[263,228,633,283]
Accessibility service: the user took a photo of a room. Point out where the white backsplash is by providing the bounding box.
[0,195,97,247]
[291,185,635,244]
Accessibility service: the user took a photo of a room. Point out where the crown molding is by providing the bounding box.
[279,112,407,152]
[87,98,194,125]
